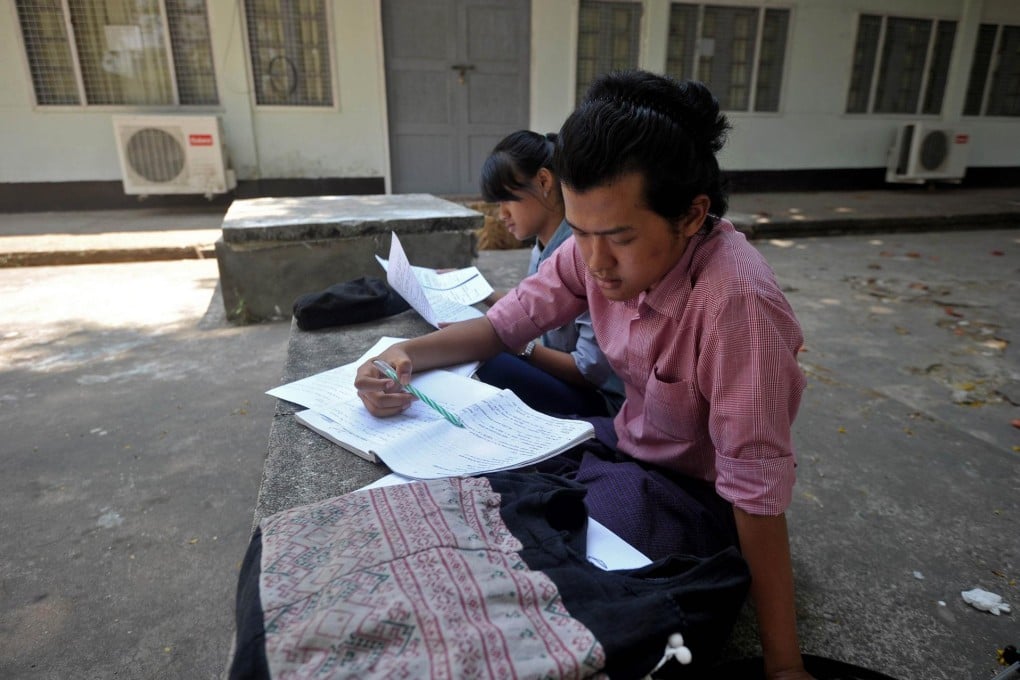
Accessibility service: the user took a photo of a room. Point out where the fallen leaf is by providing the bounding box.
[945,307,964,317]
[1011,419,1020,430]
[990,250,1004,256]
[906,252,921,258]
[837,426,846,434]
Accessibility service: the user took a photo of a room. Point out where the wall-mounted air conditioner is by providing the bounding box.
[112,114,236,198]
[886,123,969,184]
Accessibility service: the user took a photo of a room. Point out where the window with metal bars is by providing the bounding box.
[665,3,790,113]
[15,0,218,107]
[845,14,956,115]
[575,0,642,105]
[964,23,1020,117]
[243,0,333,107]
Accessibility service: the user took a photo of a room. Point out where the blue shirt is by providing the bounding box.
[528,221,625,414]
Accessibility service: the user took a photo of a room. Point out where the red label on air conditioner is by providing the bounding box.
[189,134,214,146]
[954,134,969,144]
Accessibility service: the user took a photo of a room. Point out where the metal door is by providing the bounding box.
[383,0,530,195]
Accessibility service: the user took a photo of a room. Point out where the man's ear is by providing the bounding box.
[681,195,711,237]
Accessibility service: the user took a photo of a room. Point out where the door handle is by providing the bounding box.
[451,63,475,84]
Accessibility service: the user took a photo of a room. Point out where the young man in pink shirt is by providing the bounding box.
[355,70,813,680]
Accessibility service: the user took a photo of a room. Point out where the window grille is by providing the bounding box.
[14,0,218,107]
[15,0,81,105]
[987,26,1020,116]
[845,14,956,116]
[576,0,642,105]
[244,0,333,107]
[965,24,1020,117]
[964,24,998,115]
[166,0,219,105]
[755,9,789,112]
[666,3,791,113]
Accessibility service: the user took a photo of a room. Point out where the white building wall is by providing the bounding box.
[1,0,1018,188]
[240,0,389,181]
[531,0,1020,172]
[0,0,390,185]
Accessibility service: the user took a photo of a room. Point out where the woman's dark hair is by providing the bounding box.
[480,130,558,202]
[554,70,730,228]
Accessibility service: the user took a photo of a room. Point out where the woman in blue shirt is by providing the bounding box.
[475,130,624,417]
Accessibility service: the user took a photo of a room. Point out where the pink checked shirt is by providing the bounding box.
[487,219,806,515]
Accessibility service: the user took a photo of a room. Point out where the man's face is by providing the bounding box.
[563,172,702,302]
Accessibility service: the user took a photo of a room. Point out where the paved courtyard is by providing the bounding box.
[0,226,1017,678]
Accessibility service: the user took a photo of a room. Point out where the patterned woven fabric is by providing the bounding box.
[258,476,607,679]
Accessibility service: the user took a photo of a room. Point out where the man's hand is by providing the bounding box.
[353,349,415,416]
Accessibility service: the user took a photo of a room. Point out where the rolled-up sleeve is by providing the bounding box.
[699,286,806,516]
[487,239,589,351]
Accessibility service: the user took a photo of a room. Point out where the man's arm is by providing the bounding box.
[733,508,813,680]
[354,316,507,416]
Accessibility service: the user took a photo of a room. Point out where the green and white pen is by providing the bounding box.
[372,359,465,428]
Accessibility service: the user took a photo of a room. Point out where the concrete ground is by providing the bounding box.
[0,196,1018,678]
[725,228,1019,679]
[0,260,290,679]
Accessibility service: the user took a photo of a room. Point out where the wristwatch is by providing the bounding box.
[519,340,536,360]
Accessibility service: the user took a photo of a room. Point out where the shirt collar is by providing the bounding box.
[636,228,709,317]
[537,220,573,265]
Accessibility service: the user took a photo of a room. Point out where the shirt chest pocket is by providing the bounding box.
[643,374,708,443]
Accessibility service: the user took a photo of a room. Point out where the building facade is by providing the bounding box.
[2,0,1018,210]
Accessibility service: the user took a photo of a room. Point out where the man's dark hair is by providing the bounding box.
[554,70,730,228]
[480,130,557,203]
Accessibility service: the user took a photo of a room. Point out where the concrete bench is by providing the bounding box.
[215,194,483,323]
[253,249,529,528]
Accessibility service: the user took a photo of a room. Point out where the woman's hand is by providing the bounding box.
[353,348,415,416]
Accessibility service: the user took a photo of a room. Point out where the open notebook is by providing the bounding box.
[267,338,594,479]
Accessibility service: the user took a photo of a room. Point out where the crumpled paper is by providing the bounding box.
[961,588,1011,615]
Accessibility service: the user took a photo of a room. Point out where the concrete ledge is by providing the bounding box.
[254,311,434,528]
[216,194,483,324]
[0,230,218,267]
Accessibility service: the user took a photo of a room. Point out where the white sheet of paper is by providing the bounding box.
[376,255,493,306]
[266,359,483,420]
[358,474,651,570]
[354,336,478,378]
[379,234,486,327]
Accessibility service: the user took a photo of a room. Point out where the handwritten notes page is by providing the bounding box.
[377,233,490,327]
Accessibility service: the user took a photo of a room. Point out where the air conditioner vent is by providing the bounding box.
[126,128,187,183]
[886,123,968,184]
[918,130,949,171]
[113,115,236,197]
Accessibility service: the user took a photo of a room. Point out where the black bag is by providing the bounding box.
[292,276,410,331]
